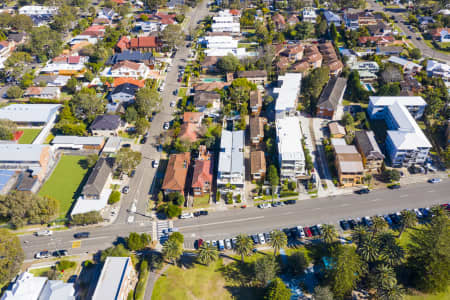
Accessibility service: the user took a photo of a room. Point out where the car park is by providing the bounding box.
[35,230,53,236]
[74,232,90,239]
[428,178,441,184]
[304,227,312,237]
[258,233,266,244]
[35,251,50,259]
[414,209,422,218]
[179,213,194,219]
[122,186,130,194]
[53,250,68,257]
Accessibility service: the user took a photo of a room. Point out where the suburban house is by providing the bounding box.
[431,27,450,42]
[128,36,160,52]
[332,139,365,187]
[316,77,347,120]
[276,117,305,180]
[388,56,422,74]
[324,10,342,26]
[217,130,245,195]
[368,97,431,167]
[18,5,58,16]
[89,115,123,136]
[376,46,403,56]
[193,91,221,115]
[92,257,137,300]
[106,51,154,66]
[367,20,392,36]
[350,61,379,82]
[70,25,106,45]
[162,152,191,195]
[1,272,74,300]
[109,61,150,78]
[272,14,286,30]
[344,11,377,30]
[328,121,346,138]
[249,90,262,116]
[368,96,427,119]
[15,171,40,193]
[426,60,450,86]
[237,70,268,85]
[287,15,299,26]
[111,83,139,104]
[51,136,105,151]
[354,130,385,173]
[0,41,14,61]
[280,44,304,62]
[302,7,317,23]
[250,116,266,145]
[318,42,343,76]
[7,32,27,45]
[200,56,219,72]
[358,36,395,46]
[71,157,114,216]
[24,87,61,99]
[212,10,240,33]
[203,34,246,58]
[274,73,302,119]
[40,55,88,76]
[191,147,213,197]
[110,78,145,88]
[250,150,266,181]
[179,112,203,142]
[33,75,70,87]
[0,145,54,181]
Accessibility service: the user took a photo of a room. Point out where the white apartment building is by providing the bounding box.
[302,8,317,23]
[217,130,245,193]
[203,35,247,57]
[427,60,450,87]
[18,5,58,16]
[276,117,305,180]
[212,10,240,33]
[274,73,302,119]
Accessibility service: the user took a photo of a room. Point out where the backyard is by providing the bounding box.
[18,128,42,144]
[38,155,90,218]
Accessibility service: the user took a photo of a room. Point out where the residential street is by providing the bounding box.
[367,0,450,62]
[20,179,450,260]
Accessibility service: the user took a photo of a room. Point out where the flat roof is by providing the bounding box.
[274,73,302,113]
[0,144,47,163]
[2,272,47,300]
[0,104,61,123]
[52,136,104,145]
[218,130,244,174]
[276,117,304,161]
[92,257,132,300]
[369,96,426,107]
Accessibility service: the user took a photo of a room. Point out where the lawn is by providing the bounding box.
[152,260,234,300]
[405,290,450,300]
[18,128,41,144]
[193,194,210,208]
[39,155,90,218]
[29,267,51,277]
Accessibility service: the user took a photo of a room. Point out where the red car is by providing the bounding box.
[196,239,204,249]
[303,227,312,238]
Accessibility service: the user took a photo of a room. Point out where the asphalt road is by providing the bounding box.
[368,0,450,62]
[20,179,450,259]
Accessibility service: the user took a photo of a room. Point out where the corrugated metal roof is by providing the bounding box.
[0,104,61,123]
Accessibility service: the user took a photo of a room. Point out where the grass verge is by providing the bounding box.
[18,128,42,144]
[29,267,51,277]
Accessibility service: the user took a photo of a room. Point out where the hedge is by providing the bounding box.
[279,191,299,198]
[70,211,103,225]
[108,191,121,205]
[29,98,62,104]
[134,260,149,300]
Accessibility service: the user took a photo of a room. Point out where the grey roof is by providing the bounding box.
[89,115,121,131]
[51,136,105,145]
[377,46,403,53]
[106,51,153,65]
[354,131,384,160]
[103,136,122,152]
[82,157,113,196]
[33,75,58,85]
[7,32,26,43]
[38,280,75,300]
[112,83,139,96]
[193,91,220,107]
[317,77,348,111]
[0,144,48,163]
[237,70,267,78]
[0,104,61,123]
[92,257,133,300]
[218,130,244,174]
[16,172,39,192]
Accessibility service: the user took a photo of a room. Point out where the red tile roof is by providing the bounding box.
[162,152,190,191]
[116,36,130,51]
[111,60,141,71]
[68,56,81,64]
[183,112,203,123]
[229,9,240,16]
[179,122,198,142]
[111,78,145,88]
[191,159,213,189]
[129,36,157,48]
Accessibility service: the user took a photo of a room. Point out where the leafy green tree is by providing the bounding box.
[321,224,338,244]
[0,229,24,286]
[115,148,142,175]
[0,192,59,229]
[316,18,328,37]
[127,232,151,251]
[162,238,183,264]
[0,119,17,141]
[371,216,388,235]
[288,251,308,275]
[407,214,450,293]
[264,277,291,300]
[327,246,367,299]
[160,24,184,49]
[197,243,219,265]
[9,14,33,32]
[135,87,161,117]
[381,169,400,183]
[5,86,23,99]
[168,232,184,245]
[86,153,98,168]
[234,234,253,262]
[270,230,287,256]
[378,232,404,266]
[72,89,105,122]
[358,235,380,263]
[100,244,130,262]
[135,117,150,135]
[345,70,369,102]
[398,210,417,238]
[4,52,32,79]
[216,53,241,73]
[125,106,138,123]
[342,112,354,127]
[267,164,279,199]
[70,211,103,225]
[314,286,334,300]
[27,26,63,60]
[374,264,398,293]
[254,255,279,287]
[108,191,121,204]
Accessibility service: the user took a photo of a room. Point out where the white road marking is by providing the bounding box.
[178,216,265,230]
[400,194,408,198]
[312,207,321,211]
[340,203,350,207]
[427,190,435,193]
[371,198,381,202]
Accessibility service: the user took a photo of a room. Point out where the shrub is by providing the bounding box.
[108,191,121,205]
[279,191,299,198]
[134,260,149,300]
[57,260,76,271]
[70,211,103,225]
[168,232,184,245]
[6,86,23,99]
[159,203,182,218]
[29,98,61,104]
[83,260,94,268]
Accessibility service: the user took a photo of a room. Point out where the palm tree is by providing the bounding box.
[351,225,368,247]
[197,243,219,265]
[321,224,337,244]
[234,234,253,262]
[371,216,388,236]
[162,239,182,265]
[269,230,287,256]
[379,284,404,300]
[375,264,397,291]
[357,235,379,263]
[398,210,417,238]
[378,232,405,266]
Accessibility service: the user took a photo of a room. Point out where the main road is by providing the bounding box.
[20,180,450,259]
[367,0,450,62]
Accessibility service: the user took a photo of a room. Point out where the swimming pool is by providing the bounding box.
[201,77,225,83]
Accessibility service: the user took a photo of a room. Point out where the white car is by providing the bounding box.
[152,160,159,168]
[428,178,441,184]
[170,101,176,107]
[163,122,170,130]
[225,239,232,249]
[35,230,53,236]
[179,212,194,219]
[258,233,266,244]
[258,203,271,209]
[296,226,305,239]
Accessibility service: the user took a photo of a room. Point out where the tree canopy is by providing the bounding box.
[0,229,24,286]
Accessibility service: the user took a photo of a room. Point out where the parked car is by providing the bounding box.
[122,186,130,194]
[163,122,170,130]
[428,178,441,184]
[383,215,393,226]
[251,234,259,244]
[285,199,297,205]
[212,240,217,248]
[414,209,422,218]
[35,230,53,236]
[196,239,204,249]
[74,232,90,239]
[297,226,305,239]
[348,219,357,229]
[179,213,194,219]
[140,137,147,144]
[225,239,232,249]
[231,237,237,248]
[152,160,159,168]
[388,184,401,189]
[218,240,225,251]
[339,220,350,230]
[258,203,271,209]
[356,188,370,194]
[170,100,176,107]
[35,251,50,259]
[303,227,312,237]
[258,233,266,244]
[130,170,136,178]
[53,250,68,257]
[419,207,429,217]
[264,232,271,242]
